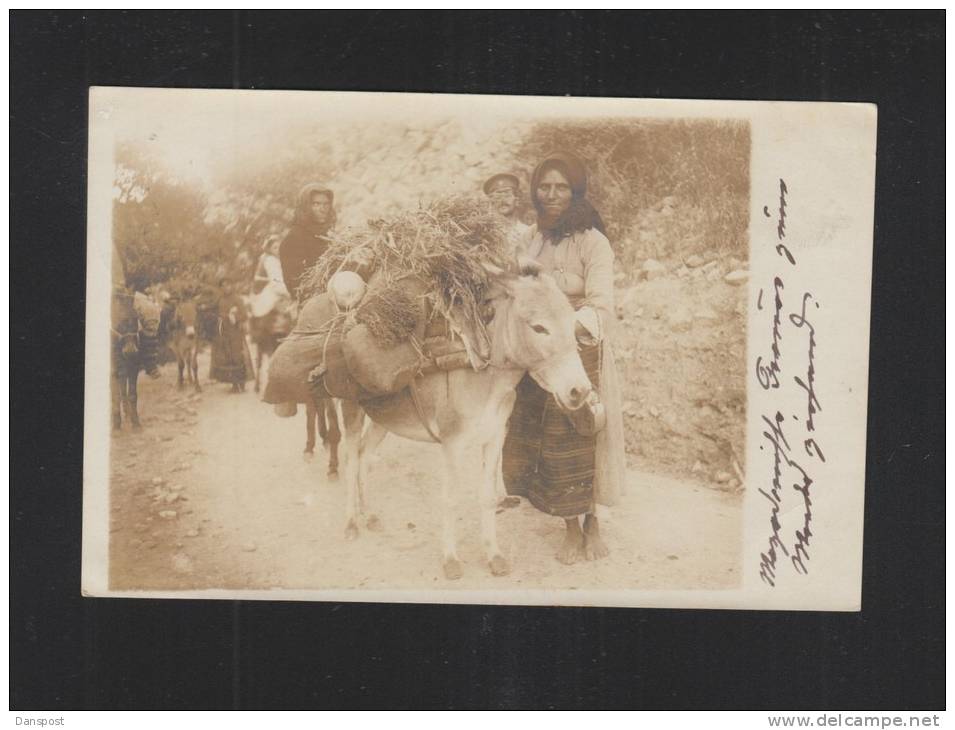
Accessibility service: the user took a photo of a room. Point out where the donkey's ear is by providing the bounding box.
[482,260,514,300]
[516,256,542,278]
[484,280,511,301]
[481,261,507,278]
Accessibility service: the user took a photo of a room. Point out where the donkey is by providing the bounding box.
[336,262,592,580]
[169,300,202,392]
[111,292,145,430]
[250,306,294,394]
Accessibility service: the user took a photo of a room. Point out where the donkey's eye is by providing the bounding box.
[531,323,550,335]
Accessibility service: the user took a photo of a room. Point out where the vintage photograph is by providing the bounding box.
[84,89,872,607]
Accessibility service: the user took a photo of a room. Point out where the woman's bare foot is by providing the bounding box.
[583,513,610,560]
[497,496,521,510]
[556,517,585,564]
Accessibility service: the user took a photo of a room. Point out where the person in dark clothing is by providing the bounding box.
[209,278,254,392]
[279,183,336,298]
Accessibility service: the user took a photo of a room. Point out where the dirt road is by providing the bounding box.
[109,353,741,593]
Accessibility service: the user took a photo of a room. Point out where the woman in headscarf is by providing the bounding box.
[209,277,254,392]
[250,233,291,318]
[502,152,628,565]
[279,183,337,298]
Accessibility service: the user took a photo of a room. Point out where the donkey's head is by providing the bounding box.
[486,259,592,411]
[111,292,141,358]
[175,300,199,340]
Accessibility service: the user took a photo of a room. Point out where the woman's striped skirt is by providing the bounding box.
[502,343,600,517]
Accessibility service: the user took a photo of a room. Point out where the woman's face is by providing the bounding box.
[310,193,332,225]
[269,238,282,256]
[536,168,573,218]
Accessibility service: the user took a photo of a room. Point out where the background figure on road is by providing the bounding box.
[210,278,254,393]
[249,233,294,393]
[132,291,162,379]
[250,233,291,315]
[110,241,161,429]
[483,172,530,251]
[502,152,627,565]
[111,292,146,429]
[279,183,336,298]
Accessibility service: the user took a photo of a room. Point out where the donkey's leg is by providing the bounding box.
[340,399,364,540]
[439,437,466,580]
[480,409,511,576]
[324,398,341,478]
[177,356,185,390]
[358,420,388,531]
[118,370,129,426]
[192,349,201,392]
[111,372,122,430]
[128,370,141,429]
[303,400,317,461]
[497,463,521,509]
[317,397,329,446]
[254,345,263,393]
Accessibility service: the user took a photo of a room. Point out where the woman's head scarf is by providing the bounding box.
[530,152,606,242]
[292,182,336,232]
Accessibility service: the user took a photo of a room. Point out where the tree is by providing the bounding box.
[113,143,218,290]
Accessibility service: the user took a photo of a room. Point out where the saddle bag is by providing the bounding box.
[340,323,421,397]
[262,294,338,405]
[309,328,372,402]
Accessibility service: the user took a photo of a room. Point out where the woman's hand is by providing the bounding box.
[574,319,591,341]
[574,307,600,345]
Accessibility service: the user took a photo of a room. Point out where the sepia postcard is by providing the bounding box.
[83,88,876,610]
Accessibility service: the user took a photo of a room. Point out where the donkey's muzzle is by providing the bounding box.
[565,384,592,411]
[532,351,592,412]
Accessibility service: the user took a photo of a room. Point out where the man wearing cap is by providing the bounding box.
[483,172,530,250]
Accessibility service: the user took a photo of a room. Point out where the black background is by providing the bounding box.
[10,11,944,710]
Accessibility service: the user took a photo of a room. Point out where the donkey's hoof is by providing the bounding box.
[365,515,382,532]
[442,557,464,581]
[302,450,315,463]
[131,423,142,432]
[344,521,359,541]
[488,554,510,576]
[327,466,339,479]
